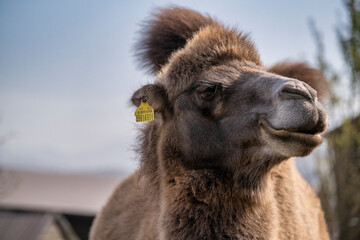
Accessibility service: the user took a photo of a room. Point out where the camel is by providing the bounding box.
[90,7,330,240]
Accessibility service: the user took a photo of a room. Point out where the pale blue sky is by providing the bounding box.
[0,0,346,174]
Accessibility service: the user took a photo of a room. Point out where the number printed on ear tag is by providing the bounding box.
[134,98,154,122]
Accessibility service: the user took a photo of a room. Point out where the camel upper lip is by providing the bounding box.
[260,119,322,144]
[259,118,323,136]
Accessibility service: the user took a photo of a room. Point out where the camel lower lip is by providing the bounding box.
[260,119,322,146]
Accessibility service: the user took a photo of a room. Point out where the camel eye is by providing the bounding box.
[199,85,218,100]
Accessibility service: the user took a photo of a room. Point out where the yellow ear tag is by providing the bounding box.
[134,98,154,122]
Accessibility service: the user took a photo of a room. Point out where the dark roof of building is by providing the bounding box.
[0,211,54,240]
[0,168,124,215]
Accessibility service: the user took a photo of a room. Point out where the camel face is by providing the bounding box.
[152,60,327,171]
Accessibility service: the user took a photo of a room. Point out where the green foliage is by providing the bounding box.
[308,19,340,105]
[338,0,360,93]
[310,1,360,239]
[328,118,360,240]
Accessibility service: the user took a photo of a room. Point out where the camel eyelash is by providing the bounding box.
[196,81,223,91]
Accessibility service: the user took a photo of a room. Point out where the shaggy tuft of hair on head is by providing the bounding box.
[135,6,216,74]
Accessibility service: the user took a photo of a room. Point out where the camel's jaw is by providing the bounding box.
[259,118,325,157]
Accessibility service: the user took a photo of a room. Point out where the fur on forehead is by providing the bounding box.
[157,24,262,98]
[135,6,262,99]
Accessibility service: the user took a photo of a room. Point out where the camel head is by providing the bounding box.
[131,7,328,175]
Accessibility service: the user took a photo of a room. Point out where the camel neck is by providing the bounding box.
[157,167,276,240]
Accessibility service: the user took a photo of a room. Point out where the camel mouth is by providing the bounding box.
[260,119,323,147]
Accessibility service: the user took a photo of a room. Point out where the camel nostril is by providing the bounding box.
[280,85,312,100]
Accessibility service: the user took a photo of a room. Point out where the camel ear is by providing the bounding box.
[131,84,170,113]
[267,62,328,99]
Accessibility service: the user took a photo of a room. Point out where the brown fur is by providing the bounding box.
[136,7,215,74]
[91,7,329,240]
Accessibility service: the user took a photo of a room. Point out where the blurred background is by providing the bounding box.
[0,0,359,239]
